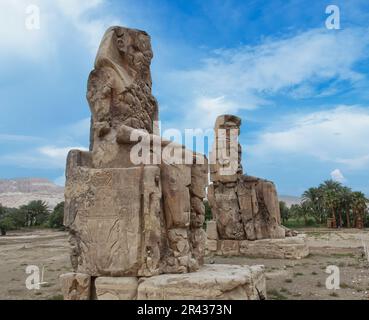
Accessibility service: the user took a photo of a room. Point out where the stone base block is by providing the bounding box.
[206,220,218,240]
[59,273,91,300]
[95,277,138,300]
[60,264,266,300]
[208,235,309,259]
[137,264,266,300]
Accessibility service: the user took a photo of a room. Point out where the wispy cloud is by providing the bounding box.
[0,117,90,170]
[165,28,369,128]
[0,134,43,143]
[248,105,369,170]
[331,169,346,183]
[0,145,88,170]
[0,0,122,61]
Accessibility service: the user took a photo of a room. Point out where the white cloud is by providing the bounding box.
[0,134,43,143]
[330,169,346,183]
[38,145,88,168]
[0,145,88,170]
[189,96,247,128]
[0,0,122,61]
[249,105,369,170]
[0,1,52,60]
[0,116,90,170]
[54,0,121,54]
[167,28,369,128]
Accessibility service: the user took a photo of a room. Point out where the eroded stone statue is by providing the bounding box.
[208,115,286,241]
[64,26,208,278]
[60,26,268,301]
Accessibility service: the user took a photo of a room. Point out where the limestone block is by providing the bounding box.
[137,264,266,300]
[206,239,218,252]
[95,277,138,300]
[256,179,281,224]
[239,235,309,259]
[190,161,208,199]
[67,166,162,277]
[161,163,191,229]
[214,185,245,239]
[168,228,190,258]
[219,240,240,256]
[190,228,206,264]
[206,220,218,240]
[190,197,205,228]
[60,273,91,300]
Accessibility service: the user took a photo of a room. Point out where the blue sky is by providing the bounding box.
[1,0,369,196]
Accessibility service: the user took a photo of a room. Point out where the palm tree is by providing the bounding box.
[20,200,50,227]
[279,201,289,224]
[352,192,368,229]
[339,186,353,228]
[319,180,343,228]
[302,187,324,223]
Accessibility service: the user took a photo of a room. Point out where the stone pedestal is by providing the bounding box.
[60,264,266,300]
[59,273,91,300]
[206,234,309,259]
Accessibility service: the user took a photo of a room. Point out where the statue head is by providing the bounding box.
[95,26,153,85]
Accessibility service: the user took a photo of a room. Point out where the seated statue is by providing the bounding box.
[64,27,208,277]
[208,115,286,241]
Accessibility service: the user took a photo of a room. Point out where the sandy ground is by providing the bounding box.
[207,228,369,300]
[0,228,368,300]
[0,229,71,300]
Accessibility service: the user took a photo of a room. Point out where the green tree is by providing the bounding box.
[0,204,15,236]
[319,180,342,227]
[7,207,26,229]
[302,187,324,223]
[279,201,289,224]
[49,202,65,229]
[20,200,50,227]
[339,186,353,228]
[351,192,368,229]
[0,216,15,236]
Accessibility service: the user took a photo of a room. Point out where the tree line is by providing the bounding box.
[280,180,368,228]
[0,200,64,236]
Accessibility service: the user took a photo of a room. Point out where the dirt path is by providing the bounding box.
[0,229,71,300]
[0,228,368,300]
[207,228,369,300]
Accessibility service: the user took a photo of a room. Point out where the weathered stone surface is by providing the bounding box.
[60,273,91,300]
[137,264,266,300]
[65,166,162,277]
[64,26,209,278]
[207,234,309,259]
[95,277,138,300]
[206,239,218,252]
[239,235,309,259]
[206,220,218,240]
[189,228,207,265]
[208,114,290,242]
[161,164,191,229]
[219,240,240,256]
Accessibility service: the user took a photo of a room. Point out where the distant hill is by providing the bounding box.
[279,195,301,207]
[0,178,64,209]
[0,177,301,210]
